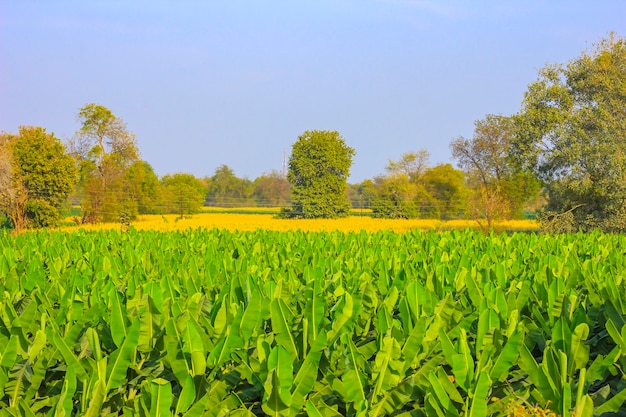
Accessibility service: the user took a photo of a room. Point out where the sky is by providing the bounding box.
[1,1,625,183]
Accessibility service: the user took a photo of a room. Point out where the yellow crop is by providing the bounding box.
[58,212,539,233]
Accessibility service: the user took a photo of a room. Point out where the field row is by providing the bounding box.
[58,212,539,233]
[0,229,624,416]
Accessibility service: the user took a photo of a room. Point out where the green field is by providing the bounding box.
[1,229,625,416]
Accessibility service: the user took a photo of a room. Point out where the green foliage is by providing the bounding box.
[282,130,355,218]
[372,150,432,219]
[253,170,291,207]
[25,200,61,228]
[72,103,140,222]
[371,159,467,220]
[371,174,419,218]
[124,160,163,215]
[422,163,468,219]
[161,173,207,216]
[1,229,626,415]
[451,115,540,227]
[75,103,138,165]
[0,126,77,229]
[385,150,430,183]
[206,164,254,207]
[513,33,626,232]
[371,150,469,220]
[348,179,377,209]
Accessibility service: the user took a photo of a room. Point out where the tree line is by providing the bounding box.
[1,33,624,232]
[0,118,294,231]
[292,33,626,233]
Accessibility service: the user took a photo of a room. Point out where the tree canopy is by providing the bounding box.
[513,33,626,232]
[72,103,141,222]
[422,164,468,220]
[451,115,540,228]
[0,126,76,229]
[283,130,355,218]
[161,173,207,217]
[124,160,162,215]
[253,170,291,207]
[206,165,253,207]
[384,150,430,183]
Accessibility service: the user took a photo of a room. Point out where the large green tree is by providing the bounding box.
[71,103,140,222]
[283,130,355,218]
[0,126,77,229]
[513,34,626,232]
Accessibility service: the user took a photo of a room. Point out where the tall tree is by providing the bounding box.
[282,130,355,218]
[0,126,77,229]
[513,33,626,232]
[451,114,539,229]
[71,103,140,222]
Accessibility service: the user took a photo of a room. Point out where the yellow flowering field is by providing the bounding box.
[58,212,539,233]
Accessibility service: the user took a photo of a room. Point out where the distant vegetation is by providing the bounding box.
[1,33,624,232]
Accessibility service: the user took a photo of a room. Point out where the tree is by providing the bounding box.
[347,180,377,210]
[206,165,254,207]
[422,164,468,219]
[356,179,377,209]
[282,130,355,218]
[0,142,27,230]
[371,174,419,219]
[512,33,626,232]
[451,114,539,230]
[0,126,77,229]
[371,149,437,218]
[71,103,140,222]
[385,150,431,183]
[161,173,207,217]
[253,170,291,207]
[123,161,162,214]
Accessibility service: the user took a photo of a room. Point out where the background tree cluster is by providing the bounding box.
[0,102,294,229]
[346,33,625,232]
[365,150,468,220]
[1,33,624,231]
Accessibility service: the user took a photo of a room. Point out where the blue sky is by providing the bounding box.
[1,1,625,182]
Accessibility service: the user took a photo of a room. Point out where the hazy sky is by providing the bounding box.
[2,1,625,182]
